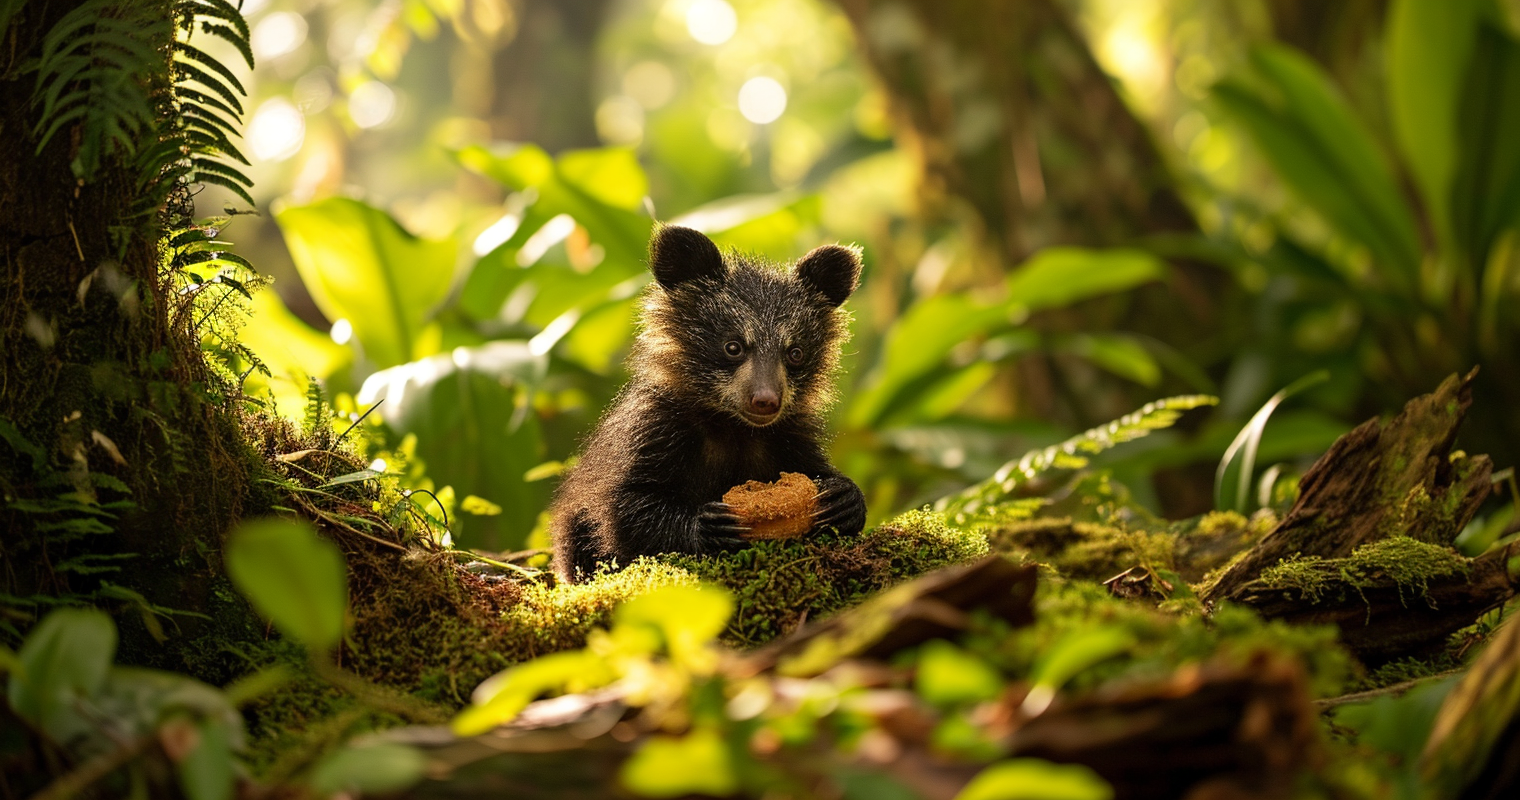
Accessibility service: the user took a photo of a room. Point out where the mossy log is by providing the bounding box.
[1203,369,1492,605]
[1224,539,1520,663]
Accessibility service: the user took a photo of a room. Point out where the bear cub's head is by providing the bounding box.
[635,225,862,427]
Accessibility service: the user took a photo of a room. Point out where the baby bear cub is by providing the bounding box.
[550,225,868,582]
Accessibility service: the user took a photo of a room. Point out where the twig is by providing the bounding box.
[335,398,384,445]
[1314,670,1465,710]
[407,488,449,529]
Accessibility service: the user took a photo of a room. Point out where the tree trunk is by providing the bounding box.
[489,0,611,152]
[831,0,1195,265]
[0,2,255,671]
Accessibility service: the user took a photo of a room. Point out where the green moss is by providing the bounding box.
[1260,553,1334,602]
[1257,536,1469,606]
[987,517,1172,581]
[668,509,989,647]
[1197,510,1248,536]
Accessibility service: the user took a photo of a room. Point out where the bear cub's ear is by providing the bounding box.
[649,225,725,289]
[795,244,862,307]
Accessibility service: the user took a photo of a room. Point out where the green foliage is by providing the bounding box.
[1256,536,1470,605]
[31,0,255,217]
[1215,370,1329,513]
[7,607,116,741]
[939,395,1218,528]
[621,729,739,798]
[955,759,1113,800]
[308,742,428,796]
[224,518,348,651]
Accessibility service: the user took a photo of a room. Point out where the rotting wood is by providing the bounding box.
[1203,369,1492,605]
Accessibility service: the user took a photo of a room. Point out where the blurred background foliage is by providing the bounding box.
[203,0,1520,551]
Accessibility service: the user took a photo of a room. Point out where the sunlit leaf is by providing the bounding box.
[620,729,738,799]
[915,640,1004,706]
[7,608,116,739]
[358,342,549,550]
[558,147,649,211]
[224,518,347,651]
[955,759,1113,800]
[616,583,734,663]
[1053,334,1161,387]
[1025,627,1136,713]
[454,650,616,735]
[275,197,456,368]
[308,743,427,796]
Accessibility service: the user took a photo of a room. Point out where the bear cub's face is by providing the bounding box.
[640,225,862,427]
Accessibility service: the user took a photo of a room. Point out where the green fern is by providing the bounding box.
[936,395,1220,527]
[31,0,256,212]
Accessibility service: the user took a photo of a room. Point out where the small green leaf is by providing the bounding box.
[308,743,427,796]
[453,650,615,735]
[915,640,1004,706]
[461,495,502,516]
[224,518,347,651]
[7,608,117,739]
[1215,370,1330,513]
[616,584,734,661]
[620,729,738,799]
[1027,627,1135,708]
[177,720,234,800]
[955,759,1113,800]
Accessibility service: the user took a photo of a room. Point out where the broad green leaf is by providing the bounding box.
[224,518,347,651]
[1386,0,1481,249]
[558,147,649,211]
[847,295,1011,427]
[1006,248,1166,311]
[1452,22,1520,265]
[177,720,234,800]
[616,584,734,663]
[955,759,1113,800]
[357,342,549,550]
[308,743,427,796]
[8,608,116,740]
[1053,334,1161,387]
[620,729,738,799]
[275,197,456,368]
[1214,46,1422,284]
[454,650,616,735]
[915,640,1003,706]
[459,144,653,270]
[238,290,351,406]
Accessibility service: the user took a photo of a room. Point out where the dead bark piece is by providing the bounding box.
[738,556,1038,678]
[1203,370,1492,604]
[1224,541,1520,663]
[1006,652,1319,800]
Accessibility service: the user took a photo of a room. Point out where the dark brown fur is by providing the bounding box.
[550,226,867,582]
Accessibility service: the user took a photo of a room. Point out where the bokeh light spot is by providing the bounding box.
[247,98,305,162]
[349,81,397,129]
[251,11,307,61]
[738,76,787,124]
[623,61,676,109]
[330,318,353,345]
[686,0,737,45]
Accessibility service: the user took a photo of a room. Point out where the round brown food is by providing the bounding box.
[723,472,818,540]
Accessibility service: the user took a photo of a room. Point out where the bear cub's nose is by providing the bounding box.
[750,389,779,416]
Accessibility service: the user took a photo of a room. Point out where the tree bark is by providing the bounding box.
[0,2,253,668]
[489,0,611,152]
[831,0,1195,265]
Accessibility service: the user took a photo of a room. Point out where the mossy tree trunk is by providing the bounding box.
[0,2,256,672]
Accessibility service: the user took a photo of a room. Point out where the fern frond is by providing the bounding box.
[936,394,1220,527]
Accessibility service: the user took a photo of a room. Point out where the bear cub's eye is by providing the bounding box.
[786,346,804,365]
[723,340,745,358]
